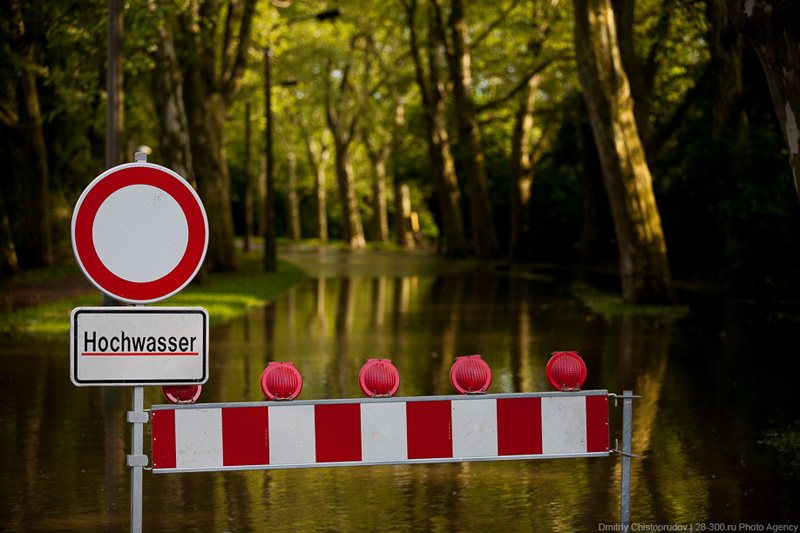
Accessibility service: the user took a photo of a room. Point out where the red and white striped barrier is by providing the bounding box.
[151,391,609,473]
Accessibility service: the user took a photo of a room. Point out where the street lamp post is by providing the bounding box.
[263,8,341,272]
[263,45,276,271]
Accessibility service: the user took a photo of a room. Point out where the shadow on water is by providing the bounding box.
[1,247,799,530]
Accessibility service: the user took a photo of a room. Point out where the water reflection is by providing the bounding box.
[2,249,799,530]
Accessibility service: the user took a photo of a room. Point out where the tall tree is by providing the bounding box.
[298,114,330,242]
[362,127,390,243]
[738,0,800,199]
[177,0,258,271]
[574,0,676,304]
[401,0,467,257]
[285,150,301,240]
[502,0,565,263]
[151,25,194,185]
[0,191,19,277]
[324,50,366,249]
[706,0,747,135]
[6,0,52,268]
[613,0,709,162]
[106,0,123,168]
[433,0,498,259]
[390,91,415,249]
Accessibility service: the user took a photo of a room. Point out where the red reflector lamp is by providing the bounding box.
[359,359,400,398]
[450,354,492,394]
[546,351,587,391]
[161,385,202,404]
[260,362,303,400]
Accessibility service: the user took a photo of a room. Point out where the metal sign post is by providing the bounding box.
[128,386,146,533]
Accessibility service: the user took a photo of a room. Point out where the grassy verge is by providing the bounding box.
[572,282,690,319]
[0,252,306,338]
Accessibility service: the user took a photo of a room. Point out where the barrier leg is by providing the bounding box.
[128,386,145,533]
[620,390,633,527]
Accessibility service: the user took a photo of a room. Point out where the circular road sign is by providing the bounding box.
[71,163,208,304]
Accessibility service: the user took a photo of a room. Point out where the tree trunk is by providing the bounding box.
[243,100,253,252]
[263,46,277,271]
[439,0,498,259]
[183,82,237,271]
[106,0,124,168]
[286,151,301,240]
[574,0,676,304]
[0,192,19,278]
[151,27,195,185]
[324,59,365,249]
[391,93,415,249]
[304,139,329,243]
[331,138,366,248]
[394,182,415,248]
[176,0,256,271]
[369,152,389,243]
[9,0,52,268]
[707,0,747,135]
[509,75,539,263]
[740,0,800,199]
[404,0,467,257]
[315,146,329,242]
[363,135,390,243]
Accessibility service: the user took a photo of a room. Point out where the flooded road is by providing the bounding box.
[1,247,798,531]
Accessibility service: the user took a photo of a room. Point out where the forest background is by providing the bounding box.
[1,0,798,305]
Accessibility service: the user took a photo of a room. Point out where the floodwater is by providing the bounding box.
[1,247,798,531]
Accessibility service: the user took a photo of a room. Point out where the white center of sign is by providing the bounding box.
[92,184,189,282]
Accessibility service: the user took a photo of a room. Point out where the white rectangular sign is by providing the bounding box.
[70,307,208,386]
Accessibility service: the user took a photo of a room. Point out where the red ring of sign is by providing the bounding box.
[72,165,207,303]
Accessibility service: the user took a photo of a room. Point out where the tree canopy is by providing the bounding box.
[1,0,798,300]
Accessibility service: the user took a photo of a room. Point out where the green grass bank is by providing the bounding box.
[0,251,306,338]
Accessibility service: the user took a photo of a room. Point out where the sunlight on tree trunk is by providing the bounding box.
[403,0,467,257]
[394,183,415,249]
[437,0,498,259]
[364,132,390,243]
[324,57,366,250]
[151,27,195,186]
[391,93,415,249]
[287,151,301,240]
[175,0,257,271]
[574,0,676,304]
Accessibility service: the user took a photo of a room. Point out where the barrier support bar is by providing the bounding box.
[620,390,634,527]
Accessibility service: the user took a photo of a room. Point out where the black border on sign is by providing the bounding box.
[71,307,208,386]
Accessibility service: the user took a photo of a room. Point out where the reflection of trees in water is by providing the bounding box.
[306,277,329,336]
[371,277,387,329]
[392,276,411,329]
[263,302,276,367]
[241,310,253,398]
[601,315,713,524]
[467,268,498,352]
[369,277,391,361]
[424,274,466,395]
[509,275,533,392]
[329,277,358,398]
